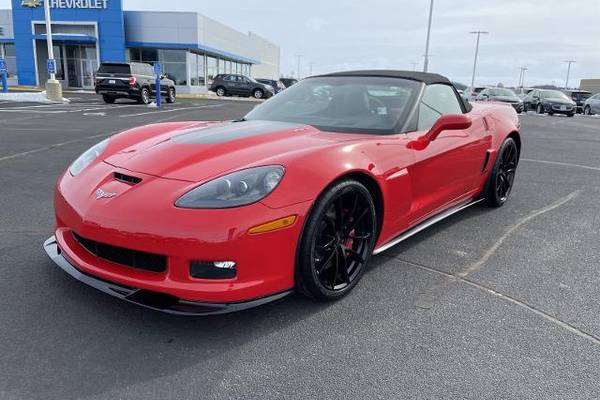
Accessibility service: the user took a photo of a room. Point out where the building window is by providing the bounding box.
[1,43,17,78]
[207,56,217,83]
[127,47,187,85]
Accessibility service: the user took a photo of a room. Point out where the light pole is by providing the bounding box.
[423,0,434,72]
[469,31,488,87]
[518,66,528,87]
[564,60,575,89]
[43,0,62,101]
[296,55,303,80]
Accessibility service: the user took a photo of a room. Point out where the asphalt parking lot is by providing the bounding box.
[1,94,600,399]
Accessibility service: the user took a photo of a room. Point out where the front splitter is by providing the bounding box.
[43,236,293,316]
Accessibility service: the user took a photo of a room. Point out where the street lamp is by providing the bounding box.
[469,31,488,87]
[518,66,528,87]
[423,0,434,72]
[296,55,303,80]
[564,60,576,89]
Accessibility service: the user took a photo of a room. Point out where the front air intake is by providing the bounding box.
[113,172,142,185]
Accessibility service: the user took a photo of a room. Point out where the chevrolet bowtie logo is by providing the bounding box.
[95,188,116,200]
[21,0,42,8]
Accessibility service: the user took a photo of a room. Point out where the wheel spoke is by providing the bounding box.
[330,248,340,288]
[335,197,344,232]
[337,244,350,284]
[316,247,336,274]
[346,248,365,264]
[348,232,371,240]
[345,209,368,237]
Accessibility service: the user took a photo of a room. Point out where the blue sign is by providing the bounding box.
[0,59,6,74]
[47,59,57,74]
[153,63,162,75]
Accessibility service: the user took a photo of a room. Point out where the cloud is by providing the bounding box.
[304,17,330,32]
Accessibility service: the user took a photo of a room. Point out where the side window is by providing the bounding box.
[417,84,463,131]
[223,75,234,82]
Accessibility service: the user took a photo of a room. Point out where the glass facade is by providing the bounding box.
[1,43,17,78]
[127,47,251,88]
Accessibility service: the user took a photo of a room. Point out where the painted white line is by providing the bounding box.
[0,132,111,163]
[456,190,581,278]
[403,259,600,346]
[83,112,106,116]
[119,104,223,118]
[521,158,600,172]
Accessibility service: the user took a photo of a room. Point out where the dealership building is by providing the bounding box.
[0,0,280,92]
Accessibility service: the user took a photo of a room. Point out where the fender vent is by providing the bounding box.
[113,172,142,185]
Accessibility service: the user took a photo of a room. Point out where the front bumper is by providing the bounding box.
[44,236,292,315]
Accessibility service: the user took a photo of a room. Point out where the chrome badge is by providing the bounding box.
[21,0,42,8]
[95,188,116,200]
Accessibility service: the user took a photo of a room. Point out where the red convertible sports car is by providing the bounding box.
[44,70,521,315]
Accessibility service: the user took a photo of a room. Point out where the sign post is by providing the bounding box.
[0,59,7,94]
[43,0,63,102]
[154,63,162,108]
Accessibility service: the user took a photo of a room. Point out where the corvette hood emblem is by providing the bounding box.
[95,188,116,200]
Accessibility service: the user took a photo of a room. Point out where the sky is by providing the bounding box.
[2,0,598,87]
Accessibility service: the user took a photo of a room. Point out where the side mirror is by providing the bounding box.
[425,114,472,142]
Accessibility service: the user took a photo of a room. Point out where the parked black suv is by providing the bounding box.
[256,78,286,94]
[562,89,592,113]
[209,74,274,99]
[279,78,298,88]
[95,62,176,104]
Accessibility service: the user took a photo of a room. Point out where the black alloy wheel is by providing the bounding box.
[297,180,377,301]
[484,137,518,207]
[536,103,544,114]
[584,106,592,115]
[166,87,176,103]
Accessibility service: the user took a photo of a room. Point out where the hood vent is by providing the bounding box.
[113,172,142,185]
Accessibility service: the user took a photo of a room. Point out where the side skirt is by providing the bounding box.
[373,198,484,255]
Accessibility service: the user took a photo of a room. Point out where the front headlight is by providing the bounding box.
[69,138,109,176]
[175,165,285,209]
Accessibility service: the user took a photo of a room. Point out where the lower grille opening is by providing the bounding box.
[73,232,166,273]
[127,289,179,309]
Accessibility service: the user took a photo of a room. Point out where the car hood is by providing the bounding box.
[103,120,355,183]
[491,96,521,102]
[544,98,574,105]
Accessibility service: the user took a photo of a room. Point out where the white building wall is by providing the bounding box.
[124,11,199,45]
[248,32,280,80]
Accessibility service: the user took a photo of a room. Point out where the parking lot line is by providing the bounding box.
[521,158,600,172]
[118,104,223,118]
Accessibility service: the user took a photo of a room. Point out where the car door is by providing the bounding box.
[592,95,600,114]
[222,75,238,94]
[406,84,491,224]
[238,76,253,96]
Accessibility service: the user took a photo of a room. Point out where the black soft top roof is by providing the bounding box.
[316,70,452,85]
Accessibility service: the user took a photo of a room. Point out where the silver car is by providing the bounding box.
[583,93,600,115]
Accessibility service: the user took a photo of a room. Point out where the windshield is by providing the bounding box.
[97,64,130,75]
[489,88,516,97]
[244,76,421,134]
[543,90,570,100]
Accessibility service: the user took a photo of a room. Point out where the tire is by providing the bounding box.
[484,137,519,207]
[102,95,115,104]
[536,103,544,114]
[296,179,377,301]
[138,87,150,104]
[523,103,529,112]
[567,112,574,117]
[215,87,226,97]
[584,106,592,115]
[252,89,264,99]
[166,87,176,103]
